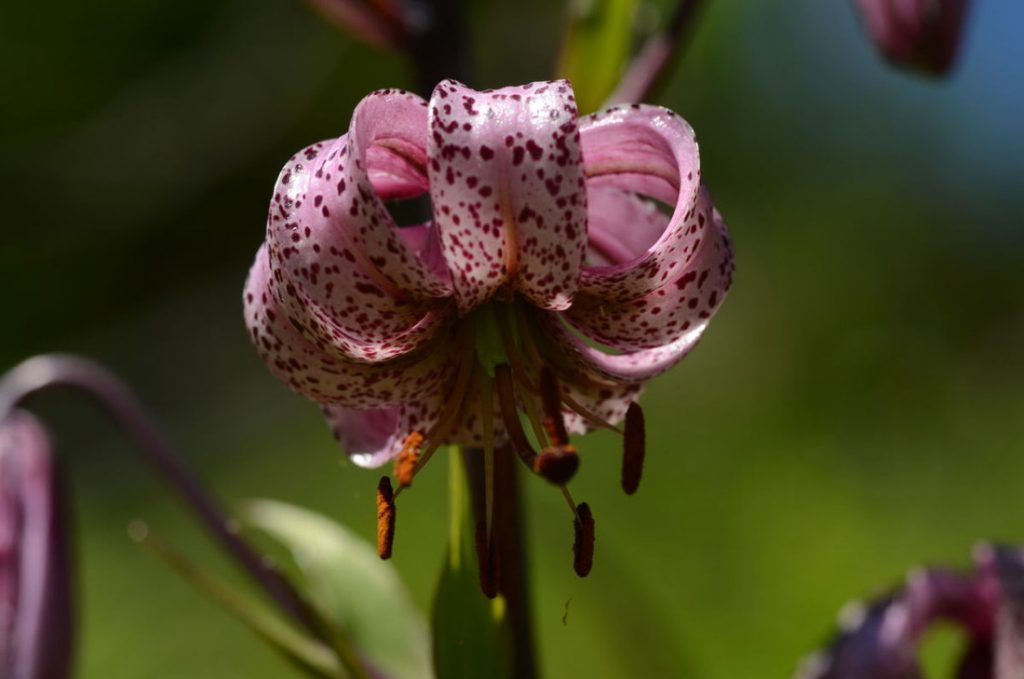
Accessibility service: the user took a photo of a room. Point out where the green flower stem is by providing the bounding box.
[432,447,539,679]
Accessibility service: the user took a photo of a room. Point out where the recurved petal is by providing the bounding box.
[428,79,588,313]
[567,188,734,351]
[584,185,669,267]
[578,104,704,303]
[537,310,707,386]
[245,245,458,409]
[267,91,452,363]
[321,390,449,468]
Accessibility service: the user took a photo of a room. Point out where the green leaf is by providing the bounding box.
[130,522,346,679]
[557,0,640,113]
[431,450,513,679]
[241,500,432,679]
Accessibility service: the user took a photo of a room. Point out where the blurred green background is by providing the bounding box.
[3,0,1023,677]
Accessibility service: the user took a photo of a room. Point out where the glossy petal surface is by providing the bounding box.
[578,104,702,302]
[428,79,588,313]
[569,188,734,351]
[266,91,451,363]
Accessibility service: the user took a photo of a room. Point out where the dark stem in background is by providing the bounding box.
[607,0,709,105]
[463,446,539,679]
[402,0,471,95]
[0,354,349,656]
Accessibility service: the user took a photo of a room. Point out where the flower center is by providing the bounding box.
[376,297,647,589]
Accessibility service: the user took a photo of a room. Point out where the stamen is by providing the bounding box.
[410,338,479,479]
[622,402,646,495]
[394,432,423,489]
[494,364,539,469]
[480,373,496,541]
[561,391,624,435]
[376,476,396,559]
[539,366,569,446]
[474,521,499,599]
[494,305,550,446]
[572,502,595,577]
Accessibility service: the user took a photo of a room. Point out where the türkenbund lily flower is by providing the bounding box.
[854,0,970,75]
[796,543,1024,679]
[244,79,733,573]
[0,412,74,679]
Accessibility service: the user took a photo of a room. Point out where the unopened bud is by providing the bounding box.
[1,412,74,679]
[854,0,970,75]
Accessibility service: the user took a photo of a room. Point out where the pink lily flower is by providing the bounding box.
[797,543,1024,678]
[244,79,733,567]
[0,412,73,679]
[854,0,970,75]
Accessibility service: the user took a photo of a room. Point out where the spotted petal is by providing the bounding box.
[537,310,708,386]
[428,79,588,313]
[321,394,450,468]
[267,89,452,363]
[578,104,704,303]
[559,378,645,436]
[245,245,458,409]
[567,187,734,351]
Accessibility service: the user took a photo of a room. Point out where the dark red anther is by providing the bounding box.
[534,444,579,485]
[474,522,499,599]
[572,502,595,577]
[376,476,396,559]
[539,366,569,446]
[622,402,646,495]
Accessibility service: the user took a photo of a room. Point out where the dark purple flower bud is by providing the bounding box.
[854,0,970,75]
[796,543,1024,679]
[1,412,73,679]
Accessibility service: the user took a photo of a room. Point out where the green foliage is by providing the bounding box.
[242,500,432,679]
[132,523,347,678]
[557,0,639,113]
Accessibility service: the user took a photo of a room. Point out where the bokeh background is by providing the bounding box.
[3,0,1023,676]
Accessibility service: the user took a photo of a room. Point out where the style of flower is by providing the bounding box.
[796,543,1024,679]
[0,412,73,679]
[854,0,970,75]
[244,79,733,575]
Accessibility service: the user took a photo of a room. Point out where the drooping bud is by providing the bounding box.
[572,502,595,578]
[0,412,74,679]
[853,0,970,75]
[621,402,646,495]
[375,476,396,559]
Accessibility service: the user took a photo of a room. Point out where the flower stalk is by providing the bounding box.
[607,0,709,105]
[0,354,366,673]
